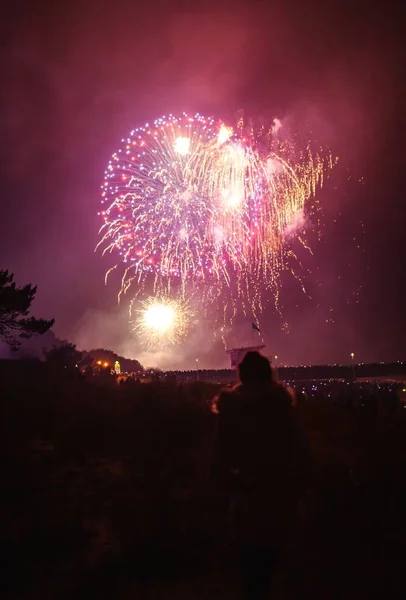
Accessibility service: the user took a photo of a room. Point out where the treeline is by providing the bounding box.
[0,342,144,378]
[279,361,406,381]
[83,348,143,373]
[2,355,405,383]
[165,361,406,382]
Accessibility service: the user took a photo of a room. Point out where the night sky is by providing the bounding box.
[1,0,404,369]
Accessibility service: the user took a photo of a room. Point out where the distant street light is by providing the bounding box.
[274,355,279,380]
[350,352,355,379]
[196,358,199,381]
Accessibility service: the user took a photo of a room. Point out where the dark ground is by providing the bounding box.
[1,371,406,599]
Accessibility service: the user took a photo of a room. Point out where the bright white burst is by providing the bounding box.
[173,136,191,155]
[131,296,191,348]
[143,303,175,334]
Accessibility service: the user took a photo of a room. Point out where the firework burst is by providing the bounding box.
[97,112,336,326]
[131,295,192,348]
[97,113,224,295]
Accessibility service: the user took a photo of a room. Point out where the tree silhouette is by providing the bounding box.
[88,348,143,373]
[0,270,54,350]
[45,341,82,371]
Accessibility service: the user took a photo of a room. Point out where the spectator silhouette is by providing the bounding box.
[212,351,310,600]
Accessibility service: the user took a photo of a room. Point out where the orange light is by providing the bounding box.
[97,360,102,365]
[104,362,109,367]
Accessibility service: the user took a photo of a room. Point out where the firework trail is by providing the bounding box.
[97,112,335,327]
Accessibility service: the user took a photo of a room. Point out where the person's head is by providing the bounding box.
[238,351,273,385]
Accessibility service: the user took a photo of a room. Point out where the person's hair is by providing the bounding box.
[238,351,273,385]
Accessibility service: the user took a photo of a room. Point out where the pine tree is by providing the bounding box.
[0,270,54,350]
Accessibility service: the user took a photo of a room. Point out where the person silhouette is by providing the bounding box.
[212,351,310,600]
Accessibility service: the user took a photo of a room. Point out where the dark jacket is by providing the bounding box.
[212,381,310,544]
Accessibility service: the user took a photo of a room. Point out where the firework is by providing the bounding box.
[97,112,335,324]
[132,295,191,348]
[98,113,229,294]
